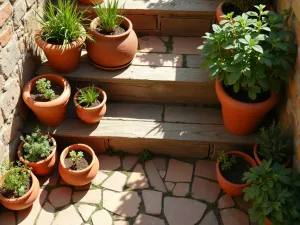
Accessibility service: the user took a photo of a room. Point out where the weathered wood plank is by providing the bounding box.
[133,53,183,67]
[164,106,223,124]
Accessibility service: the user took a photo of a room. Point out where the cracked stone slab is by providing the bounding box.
[103,190,141,217]
[36,202,55,225]
[52,205,83,225]
[164,197,207,225]
[165,182,175,192]
[172,183,190,197]
[159,170,166,178]
[142,190,162,215]
[218,194,235,209]
[98,155,121,172]
[221,208,249,225]
[123,156,138,171]
[199,211,218,225]
[49,187,72,208]
[78,204,96,221]
[153,157,167,170]
[102,171,127,192]
[165,159,193,182]
[195,160,217,180]
[127,164,149,189]
[192,177,220,203]
[145,160,167,192]
[92,209,113,225]
[133,214,165,225]
[92,171,108,186]
[73,189,102,204]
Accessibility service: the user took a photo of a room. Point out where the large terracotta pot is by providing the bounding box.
[73,87,107,124]
[18,135,57,176]
[35,29,86,73]
[216,151,257,196]
[215,81,279,135]
[79,0,103,4]
[59,144,99,186]
[23,74,71,126]
[253,143,291,167]
[0,170,40,210]
[86,16,138,70]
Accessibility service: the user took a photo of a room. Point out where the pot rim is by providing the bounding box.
[22,74,71,108]
[60,143,96,174]
[89,15,132,39]
[73,87,107,110]
[0,169,35,203]
[34,25,86,51]
[17,134,57,166]
[216,150,257,188]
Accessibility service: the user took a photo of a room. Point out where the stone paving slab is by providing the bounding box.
[0,153,252,225]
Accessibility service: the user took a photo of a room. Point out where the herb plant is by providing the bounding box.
[243,160,300,225]
[256,121,291,164]
[223,0,269,13]
[95,0,124,33]
[199,5,296,100]
[76,86,100,107]
[21,127,53,162]
[36,78,55,100]
[0,161,31,198]
[70,151,83,166]
[217,151,237,171]
[38,0,92,50]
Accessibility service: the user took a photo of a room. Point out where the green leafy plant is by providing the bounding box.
[199,5,296,100]
[0,161,31,198]
[36,78,55,100]
[38,0,92,50]
[70,151,84,166]
[256,121,291,164]
[217,151,237,171]
[20,127,53,162]
[243,160,300,225]
[76,86,100,107]
[223,0,269,12]
[94,0,125,34]
[139,149,153,162]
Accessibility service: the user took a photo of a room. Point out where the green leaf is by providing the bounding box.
[233,82,240,92]
[278,176,291,184]
[248,91,257,100]
[260,57,272,67]
[228,72,240,85]
[239,38,248,44]
[233,54,244,64]
[271,79,281,93]
[252,45,263,54]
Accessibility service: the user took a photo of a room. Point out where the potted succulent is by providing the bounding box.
[0,161,40,210]
[22,74,71,126]
[59,144,99,186]
[243,160,300,225]
[216,151,257,196]
[73,86,107,124]
[199,5,296,135]
[216,0,272,23]
[35,0,92,72]
[254,121,291,167]
[17,127,57,176]
[86,0,138,70]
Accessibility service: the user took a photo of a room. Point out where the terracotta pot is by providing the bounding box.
[253,143,291,167]
[79,0,103,4]
[266,217,271,225]
[0,170,40,210]
[73,87,107,124]
[59,144,99,186]
[215,81,279,135]
[86,16,138,70]
[216,151,257,196]
[35,28,86,73]
[23,74,71,126]
[18,135,57,176]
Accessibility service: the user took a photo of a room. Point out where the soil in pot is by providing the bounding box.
[222,3,270,16]
[0,176,32,199]
[64,150,92,171]
[30,83,64,102]
[96,25,126,35]
[220,157,251,184]
[224,85,271,103]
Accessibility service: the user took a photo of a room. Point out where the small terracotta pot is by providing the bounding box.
[216,151,257,196]
[22,74,71,126]
[35,29,86,73]
[253,143,291,167]
[59,144,99,186]
[0,170,40,210]
[18,135,57,176]
[215,81,279,135]
[73,87,107,124]
[86,16,138,70]
[79,0,103,4]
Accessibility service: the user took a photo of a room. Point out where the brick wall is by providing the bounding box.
[0,0,44,163]
[277,0,300,172]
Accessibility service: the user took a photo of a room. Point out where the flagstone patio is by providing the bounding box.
[0,154,253,225]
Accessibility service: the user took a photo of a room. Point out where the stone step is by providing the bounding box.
[24,102,256,158]
[77,0,218,36]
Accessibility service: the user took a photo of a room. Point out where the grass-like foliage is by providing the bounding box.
[38,0,91,50]
[0,161,31,198]
[76,86,100,107]
[70,151,83,166]
[21,127,53,162]
[36,78,55,100]
[139,149,153,162]
[224,0,269,12]
[217,151,237,171]
[256,121,291,164]
[94,0,124,33]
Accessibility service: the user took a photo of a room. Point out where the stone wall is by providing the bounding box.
[0,0,44,163]
[277,0,300,172]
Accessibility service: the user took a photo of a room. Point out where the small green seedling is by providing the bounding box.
[217,151,237,171]
[36,78,55,100]
[70,151,84,166]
